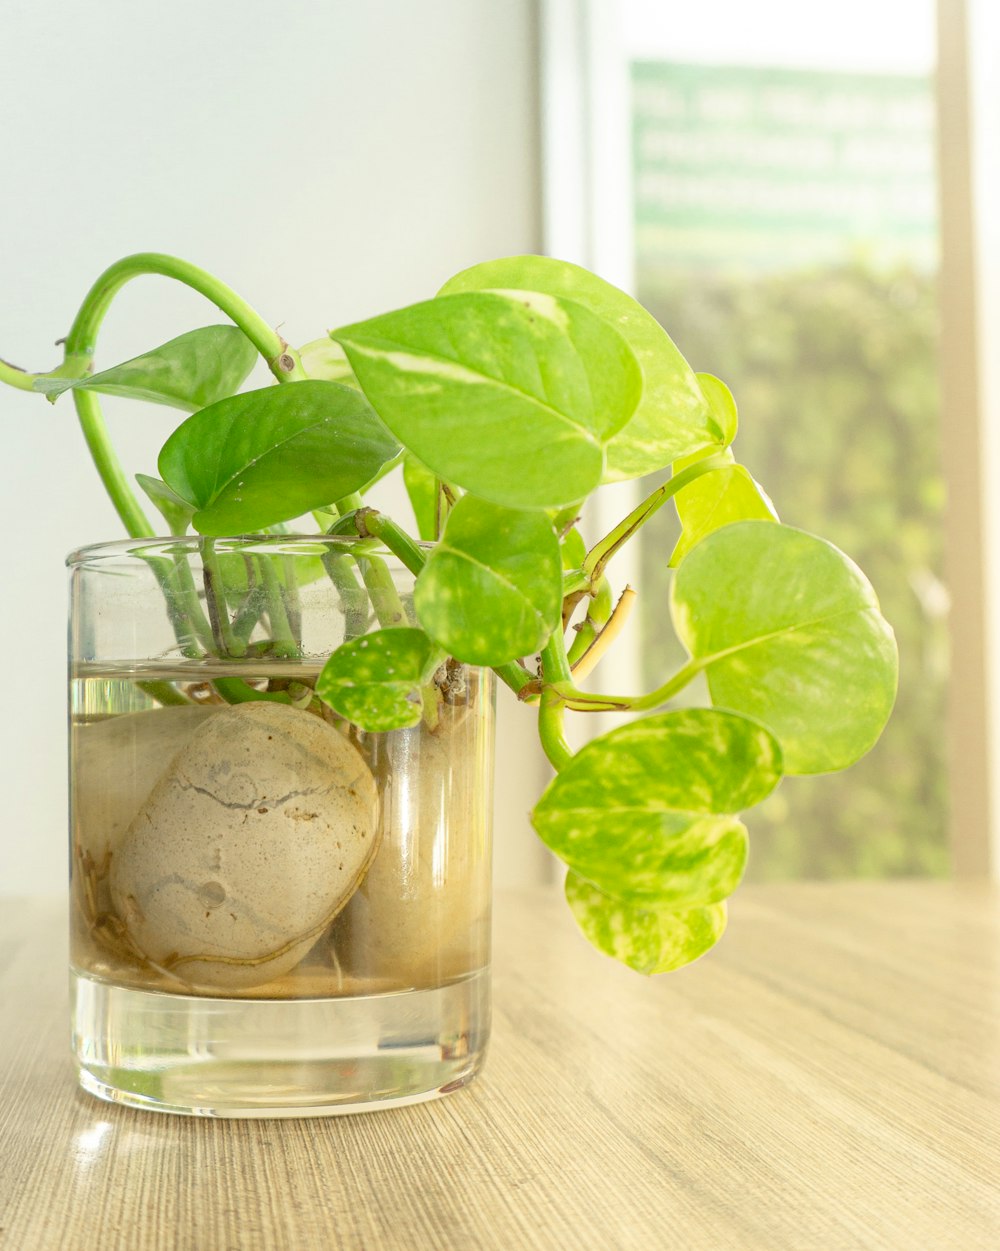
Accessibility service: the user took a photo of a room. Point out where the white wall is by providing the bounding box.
[0,0,553,892]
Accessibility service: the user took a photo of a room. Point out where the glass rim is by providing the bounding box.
[66,532,434,568]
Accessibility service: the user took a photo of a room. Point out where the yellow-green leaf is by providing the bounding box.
[332,290,642,509]
[565,873,727,974]
[671,521,898,774]
[440,255,720,479]
[532,708,782,906]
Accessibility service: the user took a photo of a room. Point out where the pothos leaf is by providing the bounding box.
[136,474,195,536]
[331,289,642,509]
[669,456,777,566]
[414,495,562,666]
[34,325,257,412]
[565,872,727,974]
[402,454,439,542]
[671,520,899,774]
[439,254,720,479]
[158,380,400,536]
[316,627,442,732]
[532,708,782,907]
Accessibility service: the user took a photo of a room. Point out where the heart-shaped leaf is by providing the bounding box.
[671,520,898,774]
[532,708,782,906]
[565,872,727,974]
[136,474,196,536]
[34,325,257,412]
[669,456,777,566]
[402,454,439,541]
[316,627,442,732]
[439,255,720,480]
[158,380,400,536]
[331,289,642,509]
[414,495,562,665]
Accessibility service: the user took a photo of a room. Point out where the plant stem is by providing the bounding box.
[551,656,703,712]
[140,549,214,656]
[584,453,731,584]
[321,550,370,638]
[495,661,536,699]
[137,680,192,707]
[562,567,591,599]
[343,508,427,576]
[53,252,308,537]
[356,550,408,628]
[537,634,574,771]
[330,523,442,729]
[259,557,298,658]
[64,253,306,378]
[74,390,155,537]
[539,687,573,770]
[280,556,303,647]
[232,584,268,646]
[434,479,456,539]
[570,585,636,682]
[621,658,704,710]
[0,356,54,392]
[212,677,292,705]
[201,538,245,657]
[566,575,613,665]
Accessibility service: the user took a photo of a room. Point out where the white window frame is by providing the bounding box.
[937,0,1000,876]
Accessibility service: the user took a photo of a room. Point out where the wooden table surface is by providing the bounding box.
[1,882,998,1251]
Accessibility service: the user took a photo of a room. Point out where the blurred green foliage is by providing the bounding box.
[638,263,949,880]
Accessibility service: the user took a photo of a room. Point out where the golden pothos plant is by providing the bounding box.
[0,252,898,973]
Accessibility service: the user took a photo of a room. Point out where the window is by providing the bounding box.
[542,0,951,879]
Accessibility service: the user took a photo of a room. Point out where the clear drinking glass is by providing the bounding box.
[68,536,494,1117]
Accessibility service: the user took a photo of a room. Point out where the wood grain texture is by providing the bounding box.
[1,883,998,1251]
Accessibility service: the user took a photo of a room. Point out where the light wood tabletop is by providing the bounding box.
[1,882,998,1251]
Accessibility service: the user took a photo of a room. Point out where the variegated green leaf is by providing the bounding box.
[35,325,257,412]
[669,456,777,566]
[439,254,720,480]
[316,627,442,732]
[415,495,561,665]
[331,289,642,509]
[671,521,898,774]
[532,708,782,906]
[565,873,727,974]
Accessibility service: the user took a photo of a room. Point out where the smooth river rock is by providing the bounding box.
[73,706,219,869]
[109,701,379,992]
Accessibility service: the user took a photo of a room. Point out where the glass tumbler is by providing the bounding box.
[68,536,494,1117]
